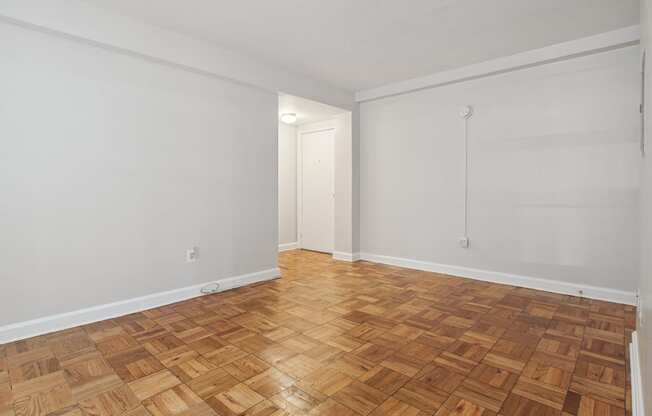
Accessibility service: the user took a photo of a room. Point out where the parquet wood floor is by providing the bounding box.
[0,250,635,415]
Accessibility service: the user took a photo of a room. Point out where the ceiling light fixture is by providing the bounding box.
[280,113,297,124]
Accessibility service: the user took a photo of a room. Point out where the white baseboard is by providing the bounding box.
[0,268,280,344]
[278,242,299,252]
[630,331,646,416]
[333,252,361,262]
[359,252,636,305]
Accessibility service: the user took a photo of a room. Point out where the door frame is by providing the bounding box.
[297,126,336,252]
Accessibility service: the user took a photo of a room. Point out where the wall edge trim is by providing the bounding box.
[332,252,361,262]
[278,242,299,252]
[358,252,637,305]
[630,331,646,416]
[0,267,280,344]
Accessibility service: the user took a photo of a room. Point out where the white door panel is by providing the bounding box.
[300,129,334,253]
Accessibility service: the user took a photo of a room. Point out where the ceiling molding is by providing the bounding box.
[0,0,354,110]
[355,25,641,103]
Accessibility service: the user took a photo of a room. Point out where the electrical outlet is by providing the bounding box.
[459,237,469,249]
[186,247,199,263]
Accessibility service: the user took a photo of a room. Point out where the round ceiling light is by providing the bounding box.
[280,113,297,124]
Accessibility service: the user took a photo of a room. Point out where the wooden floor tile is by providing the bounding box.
[123,406,152,416]
[222,356,270,383]
[307,398,357,416]
[62,352,122,402]
[156,346,198,368]
[78,384,140,416]
[279,335,320,354]
[142,334,185,356]
[452,380,506,412]
[206,383,264,416]
[127,370,181,401]
[144,384,216,416]
[500,393,561,416]
[512,376,566,410]
[573,357,626,389]
[353,343,395,365]
[168,356,217,383]
[6,348,53,370]
[9,357,60,385]
[546,320,585,341]
[467,363,518,392]
[186,368,239,400]
[234,399,278,416]
[121,319,164,342]
[270,385,325,414]
[302,344,343,363]
[86,327,126,345]
[55,407,83,416]
[48,332,95,361]
[96,335,139,357]
[369,397,421,416]
[521,360,572,391]
[12,372,75,416]
[106,347,164,383]
[244,368,295,398]
[580,337,626,366]
[433,352,476,375]
[331,354,376,379]
[255,344,298,366]
[0,250,636,416]
[414,364,465,394]
[166,321,213,345]
[276,354,322,380]
[537,335,580,362]
[0,381,13,415]
[331,381,387,416]
[205,346,249,367]
[359,365,410,395]
[393,380,448,414]
[483,340,534,373]
[569,375,625,409]
[297,368,352,397]
[435,395,495,416]
[576,395,625,416]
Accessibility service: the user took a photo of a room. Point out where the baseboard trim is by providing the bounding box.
[630,331,646,416]
[333,252,361,262]
[359,253,636,305]
[0,267,280,344]
[278,242,299,252]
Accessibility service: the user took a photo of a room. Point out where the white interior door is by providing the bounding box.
[300,129,334,253]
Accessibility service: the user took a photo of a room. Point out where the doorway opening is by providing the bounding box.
[277,93,351,256]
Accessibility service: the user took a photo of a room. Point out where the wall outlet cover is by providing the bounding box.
[459,237,470,249]
[186,247,199,263]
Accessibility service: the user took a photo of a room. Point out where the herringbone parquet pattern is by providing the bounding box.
[0,250,636,415]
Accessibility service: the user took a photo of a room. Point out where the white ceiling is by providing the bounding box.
[279,94,346,126]
[83,0,639,92]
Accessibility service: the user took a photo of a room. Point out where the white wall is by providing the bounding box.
[0,0,354,111]
[360,46,641,293]
[639,0,652,407]
[278,122,297,246]
[0,21,278,326]
[352,104,361,255]
[332,113,355,257]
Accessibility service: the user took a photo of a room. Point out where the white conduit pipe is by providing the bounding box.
[459,106,473,248]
